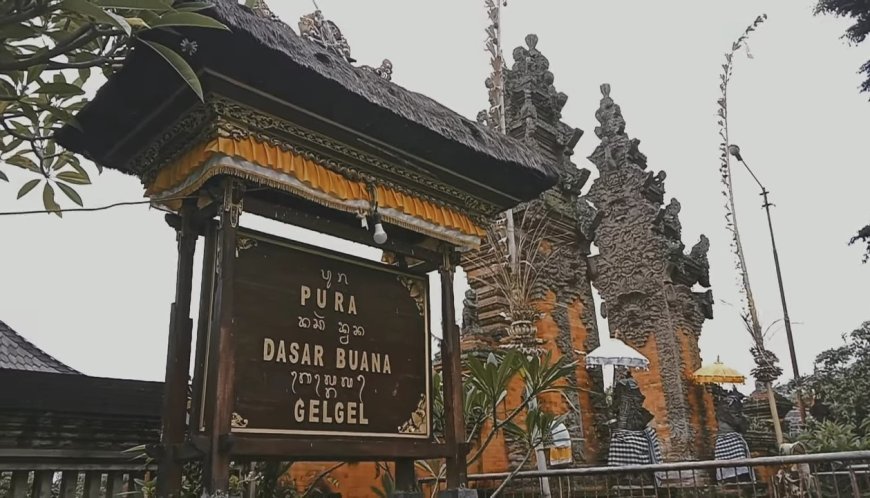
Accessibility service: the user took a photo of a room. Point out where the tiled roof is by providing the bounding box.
[0,320,80,374]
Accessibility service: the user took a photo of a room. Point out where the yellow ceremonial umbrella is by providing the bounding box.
[692,356,746,385]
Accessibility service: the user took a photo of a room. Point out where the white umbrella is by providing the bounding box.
[579,337,650,370]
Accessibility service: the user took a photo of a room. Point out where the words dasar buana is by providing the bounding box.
[261,339,391,374]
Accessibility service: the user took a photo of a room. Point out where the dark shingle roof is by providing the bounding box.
[0,320,80,374]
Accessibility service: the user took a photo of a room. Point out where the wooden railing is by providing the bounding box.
[0,448,155,497]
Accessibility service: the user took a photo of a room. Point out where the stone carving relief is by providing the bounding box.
[587,84,714,461]
[464,34,607,464]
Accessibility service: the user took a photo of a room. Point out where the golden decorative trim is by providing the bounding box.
[235,236,258,256]
[397,393,428,435]
[231,412,249,428]
[147,137,485,245]
[127,96,500,222]
[210,97,500,217]
[397,275,426,316]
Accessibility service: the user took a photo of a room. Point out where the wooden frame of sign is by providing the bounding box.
[156,179,467,496]
[198,225,435,448]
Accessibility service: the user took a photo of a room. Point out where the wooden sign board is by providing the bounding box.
[199,228,431,440]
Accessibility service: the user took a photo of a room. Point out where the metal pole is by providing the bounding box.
[731,146,806,424]
[759,187,806,423]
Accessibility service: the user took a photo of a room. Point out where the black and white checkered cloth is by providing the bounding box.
[714,432,754,481]
[608,427,664,466]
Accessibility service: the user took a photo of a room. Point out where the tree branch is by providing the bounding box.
[46,57,111,70]
[489,447,534,498]
[0,2,57,28]
[467,395,537,465]
[0,25,120,72]
[0,118,52,142]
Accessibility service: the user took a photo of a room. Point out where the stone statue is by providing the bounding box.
[607,375,664,467]
[361,59,393,81]
[661,198,682,237]
[614,376,653,431]
[298,10,355,63]
[713,386,754,482]
[461,289,480,331]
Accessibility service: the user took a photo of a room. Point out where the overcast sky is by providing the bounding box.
[1,0,868,389]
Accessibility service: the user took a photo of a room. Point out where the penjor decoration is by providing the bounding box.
[716,14,786,447]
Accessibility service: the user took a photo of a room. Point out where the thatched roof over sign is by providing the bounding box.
[57,0,558,207]
[206,0,549,173]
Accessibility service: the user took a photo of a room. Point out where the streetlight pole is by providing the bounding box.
[728,144,806,424]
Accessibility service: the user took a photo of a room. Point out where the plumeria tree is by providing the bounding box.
[0,0,229,213]
[425,351,576,497]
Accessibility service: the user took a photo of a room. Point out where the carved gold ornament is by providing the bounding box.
[235,236,258,257]
[397,276,426,316]
[231,412,249,428]
[398,394,428,434]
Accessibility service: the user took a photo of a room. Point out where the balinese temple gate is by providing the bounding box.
[56,1,558,496]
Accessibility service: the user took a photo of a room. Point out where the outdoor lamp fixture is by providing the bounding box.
[371,211,388,245]
[728,144,743,161]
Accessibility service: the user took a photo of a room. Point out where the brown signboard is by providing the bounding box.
[207,228,431,440]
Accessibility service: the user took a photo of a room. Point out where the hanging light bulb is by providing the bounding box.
[372,212,388,244]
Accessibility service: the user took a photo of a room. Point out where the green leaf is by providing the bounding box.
[7,71,25,86]
[94,0,172,9]
[0,169,7,181]
[26,64,47,86]
[0,24,38,40]
[174,2,211,12]
[56,181,84,206]
[148,11,228,30]
[2,137,23,153]
[56,170,91,185]
[19,102,39,126]
[43,183,62,216]
[17,178,41,198]
[35,82,85,97]
[60,0,131,35]
[6,154,39,172]
[35,103,82,130]
[140,40,203,100]
[0,79,17,100]
[10,121,35,140]
[79,64,92,80]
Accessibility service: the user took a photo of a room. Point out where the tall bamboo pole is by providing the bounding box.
[716,14,785,448]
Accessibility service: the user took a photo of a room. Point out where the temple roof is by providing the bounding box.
[57,0,557,206]
[0,320,79,374]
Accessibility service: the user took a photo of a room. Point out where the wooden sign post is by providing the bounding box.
[56,3,558,496]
